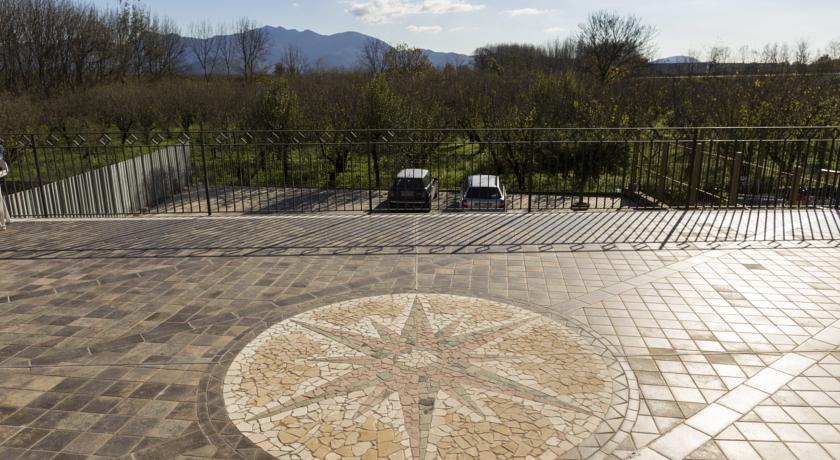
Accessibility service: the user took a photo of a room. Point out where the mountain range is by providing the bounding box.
[180,26,471,72]
[179,25,698,73]
[652,55,701,64]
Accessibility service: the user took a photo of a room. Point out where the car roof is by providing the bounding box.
[466,175,501,187]
[396,169,430,178]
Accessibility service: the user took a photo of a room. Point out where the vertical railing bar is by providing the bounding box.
[367,132,373,213]
[199,133,212,216]
[30,134,49,218]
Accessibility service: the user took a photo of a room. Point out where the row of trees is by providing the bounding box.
[3,63,837,133]
[1,0,839,136]
[0,0,278,94]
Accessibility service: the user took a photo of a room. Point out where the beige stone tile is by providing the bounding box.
[800,423,840,442]
[686,404,741,436]
[734,422,778,441]
[649,425,709,460]
[814,407,840,423]
[716,440,762,460]
[746,368,794,394]
[716,385,769,414]
[786,442,833,460]
[769,353,817,376]
[767,423,813,442]
[750,441,795,460]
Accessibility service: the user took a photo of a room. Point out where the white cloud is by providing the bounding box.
[503,8,553,17]
[407,25,443,33]
[449,26,465,32]
[544,27,566,34]
[347,0,485,24]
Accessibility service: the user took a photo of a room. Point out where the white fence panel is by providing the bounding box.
[2,145,192,217]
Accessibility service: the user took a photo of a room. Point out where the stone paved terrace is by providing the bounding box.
[0,208,838,460]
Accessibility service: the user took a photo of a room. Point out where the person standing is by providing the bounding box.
[0,146,10,230]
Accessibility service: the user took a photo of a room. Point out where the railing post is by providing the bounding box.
[30,134,49,218]
[790,165,802,207]
[728,150,742,207]
[367,131,373,212]
[687,129,702,208]
[658,143,670,202]
[834,172,840,209]
[199,132,212,216]
[527,132,534,213]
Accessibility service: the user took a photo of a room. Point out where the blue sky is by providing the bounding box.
[93,0,840,58]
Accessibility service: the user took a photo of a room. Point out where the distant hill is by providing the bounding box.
[180,26,472,73]
[652,56,701,65]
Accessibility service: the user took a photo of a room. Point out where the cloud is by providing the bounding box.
[347,0,485,23]
[544,27,566,34]
[503,8,553,17]
[407,25,443,33]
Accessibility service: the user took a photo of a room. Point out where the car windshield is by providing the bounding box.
[466,187,502,199]
[394,178,424,189]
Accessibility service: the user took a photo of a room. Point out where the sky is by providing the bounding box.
[91,0,840,58]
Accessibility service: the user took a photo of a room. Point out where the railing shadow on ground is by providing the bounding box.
[164,186,640,214]
[0,208,837,261]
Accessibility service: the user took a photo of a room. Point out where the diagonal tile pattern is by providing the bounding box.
[0,209,837,459]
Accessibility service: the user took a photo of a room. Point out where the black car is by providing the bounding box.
[388,169,439,210]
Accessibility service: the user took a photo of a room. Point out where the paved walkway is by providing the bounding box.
[0,209,837,459]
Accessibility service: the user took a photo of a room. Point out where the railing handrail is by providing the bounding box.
[2,126,840,138]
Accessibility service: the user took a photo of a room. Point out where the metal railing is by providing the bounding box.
[1,127,838,217]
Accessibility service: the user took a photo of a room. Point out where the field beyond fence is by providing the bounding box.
[1,127,839,217]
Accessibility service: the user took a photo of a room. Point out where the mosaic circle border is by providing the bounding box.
[197,290,639,460]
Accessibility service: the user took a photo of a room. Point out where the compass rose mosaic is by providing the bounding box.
[223,294,620,459]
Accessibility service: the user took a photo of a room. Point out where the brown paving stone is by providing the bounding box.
[62,432,112,455]
[31,431,80,453]
[80,397,120,414]
[51,453,89,460]
[2,408,46,426]
[94,435,142,456]
[88,415,131,434]
[13,450,57,460]
[0,448,26,460]
[2,428,51,449]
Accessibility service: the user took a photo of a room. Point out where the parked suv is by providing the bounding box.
[388,169,439,210]
[460,175,506,211]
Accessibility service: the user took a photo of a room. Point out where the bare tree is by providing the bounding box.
[761,43,779,64]
[235,17,269,80]
[706,45,730,74]
[216,23,237,75]
[358,38,388,74]
[275,44,307,75]
[795,40,811,70]
[737,45,752,64]
[383,43,432,74]
[189,21,221,80]
[575,11,656,83]
[141,15,184,78]
[779,43,792,64]
[544,37,577,71]
[829,41,840,60]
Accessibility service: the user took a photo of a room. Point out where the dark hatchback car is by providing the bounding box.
[388,169,439,211]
